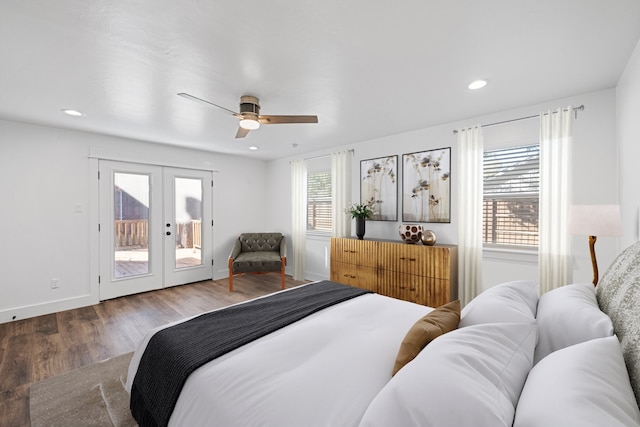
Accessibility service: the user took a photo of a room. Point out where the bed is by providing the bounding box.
[126,241,640,427]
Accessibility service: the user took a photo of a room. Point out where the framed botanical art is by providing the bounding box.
[402,147,451,223]
[360,155,398,221]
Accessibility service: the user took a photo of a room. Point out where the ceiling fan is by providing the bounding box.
[177,93,319,138]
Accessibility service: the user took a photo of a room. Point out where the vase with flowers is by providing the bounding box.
[346,202,375,240]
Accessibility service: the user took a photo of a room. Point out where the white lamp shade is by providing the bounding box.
[569,204,622,237]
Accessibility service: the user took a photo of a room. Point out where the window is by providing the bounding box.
[307,170,332,232]
[483,144,539,248]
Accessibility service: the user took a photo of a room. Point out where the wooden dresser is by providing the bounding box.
[330,237,458,307]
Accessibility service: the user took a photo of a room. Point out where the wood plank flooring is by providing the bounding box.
[0,275,308,427]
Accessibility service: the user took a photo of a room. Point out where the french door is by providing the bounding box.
[98,161,213,300]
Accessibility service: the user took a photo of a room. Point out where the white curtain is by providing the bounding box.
[331,150,352,237]
[457,126,484,306]
[539,107,573,293]
[291,159,307,281]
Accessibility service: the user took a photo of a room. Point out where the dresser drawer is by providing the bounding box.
[330,238,377,268]
[378,241,451,279]
[330,262,377,292]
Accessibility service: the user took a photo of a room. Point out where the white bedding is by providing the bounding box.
[126,287,432,426]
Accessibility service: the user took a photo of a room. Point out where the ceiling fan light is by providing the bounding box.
[239,118,260,130]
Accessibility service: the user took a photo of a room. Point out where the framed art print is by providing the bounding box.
[402,147,451,223]
[360,155,397,221]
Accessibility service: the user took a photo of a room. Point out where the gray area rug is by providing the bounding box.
[30,352,137,427]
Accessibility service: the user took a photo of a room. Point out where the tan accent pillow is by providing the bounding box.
[392,300,461,376]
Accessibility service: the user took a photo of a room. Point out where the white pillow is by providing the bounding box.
[359,323,537,427]
[534,283,613,364]
[514,336,640,427]
[460,280,539,327]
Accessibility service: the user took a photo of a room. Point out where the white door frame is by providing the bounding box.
[94,159,214,301]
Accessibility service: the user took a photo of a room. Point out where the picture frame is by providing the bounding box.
[360,155,398,221]
[402,147,451,223]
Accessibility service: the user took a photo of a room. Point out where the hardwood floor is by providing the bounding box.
[0,275,308,427]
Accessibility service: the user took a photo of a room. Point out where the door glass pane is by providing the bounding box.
[174,177,203,268]
[114,173,150,278]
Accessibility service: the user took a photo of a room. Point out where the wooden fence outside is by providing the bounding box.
[115,219,201,249]
[115,220,148,248]
[192,220,202,249]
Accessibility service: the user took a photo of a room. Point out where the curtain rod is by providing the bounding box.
[452,105,585,135]
[291,148,354,163]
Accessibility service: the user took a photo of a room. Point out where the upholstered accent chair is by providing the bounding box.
[228,232,287,291]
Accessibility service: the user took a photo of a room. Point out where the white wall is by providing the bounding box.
[0,119,269,322]
[481,89,620,288]
[266,88,620,289]
[264,154,332,281]
[618,38,640,249]
[1,79,627,322]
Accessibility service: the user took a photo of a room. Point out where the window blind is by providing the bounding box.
[484,145,540,196]
[307,171,332,232]
[483,144,540,247]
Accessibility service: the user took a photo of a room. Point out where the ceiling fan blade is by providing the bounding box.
[258,115,318,125]
[235,127,250,138]
[177,93,239,115]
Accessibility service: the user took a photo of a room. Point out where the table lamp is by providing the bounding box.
[569,204,622,285]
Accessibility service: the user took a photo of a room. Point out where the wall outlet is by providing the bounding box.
[50,278,60,289]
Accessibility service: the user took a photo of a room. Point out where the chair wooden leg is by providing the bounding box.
[281,258,286,290]
[228,259,234,292]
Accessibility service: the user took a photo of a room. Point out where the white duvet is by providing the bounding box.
[126,287,432,427]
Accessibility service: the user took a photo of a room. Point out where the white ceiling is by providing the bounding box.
[1,1,639,160]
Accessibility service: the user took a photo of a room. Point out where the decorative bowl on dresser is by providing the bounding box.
[399,224,423,244]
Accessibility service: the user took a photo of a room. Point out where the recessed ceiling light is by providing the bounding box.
[248,146,259,151]
[468,80,488,90]
[61,109,84,117]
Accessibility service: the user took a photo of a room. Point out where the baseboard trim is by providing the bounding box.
[0,294,98,324]
[305,272,329,282]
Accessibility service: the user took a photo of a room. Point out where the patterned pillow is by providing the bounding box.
[596,240,640,405]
